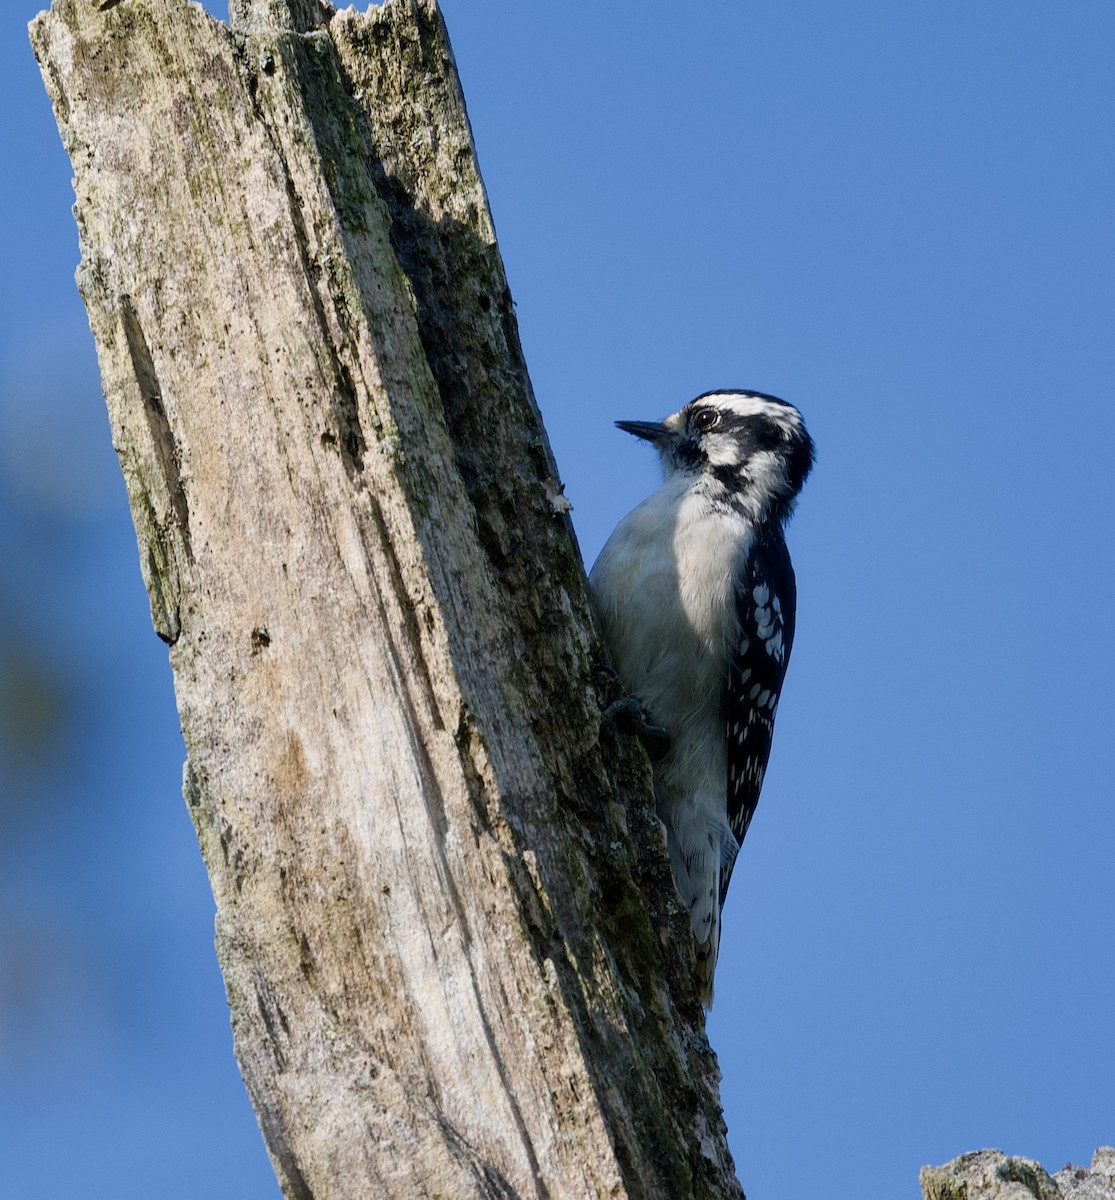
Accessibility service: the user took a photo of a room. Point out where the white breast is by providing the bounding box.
[591,479,752,712]
[591,479,753,849]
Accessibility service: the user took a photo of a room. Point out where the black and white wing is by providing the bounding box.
[722,530,797,906]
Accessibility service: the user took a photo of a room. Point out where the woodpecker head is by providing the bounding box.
[617,390,814,524]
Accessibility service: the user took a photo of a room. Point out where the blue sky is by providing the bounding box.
[3,3,1113,1197]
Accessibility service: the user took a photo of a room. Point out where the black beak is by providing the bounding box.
[615,419,667,444]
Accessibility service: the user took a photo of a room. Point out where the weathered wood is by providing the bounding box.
[921,1148,1115,1200]
[29,1,742,1196]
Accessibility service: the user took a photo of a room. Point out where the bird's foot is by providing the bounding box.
[600,696,671,761]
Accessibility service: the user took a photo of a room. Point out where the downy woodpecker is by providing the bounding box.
[590,390,814,1004]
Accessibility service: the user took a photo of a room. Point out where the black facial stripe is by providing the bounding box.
[685,402,790,449]
[710,463,749,494]
[672,438,704,470]
[714,413,784,453]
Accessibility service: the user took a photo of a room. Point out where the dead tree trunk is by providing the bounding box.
[30,1,742,1196]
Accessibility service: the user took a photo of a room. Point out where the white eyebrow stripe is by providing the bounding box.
[702,393,801,429]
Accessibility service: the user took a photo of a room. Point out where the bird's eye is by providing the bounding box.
[693,408,719,432]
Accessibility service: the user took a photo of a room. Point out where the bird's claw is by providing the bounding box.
[601,696,671,761]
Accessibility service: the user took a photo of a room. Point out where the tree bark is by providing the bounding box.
[921,1148,1115,1200]
[30,1,742,1196]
